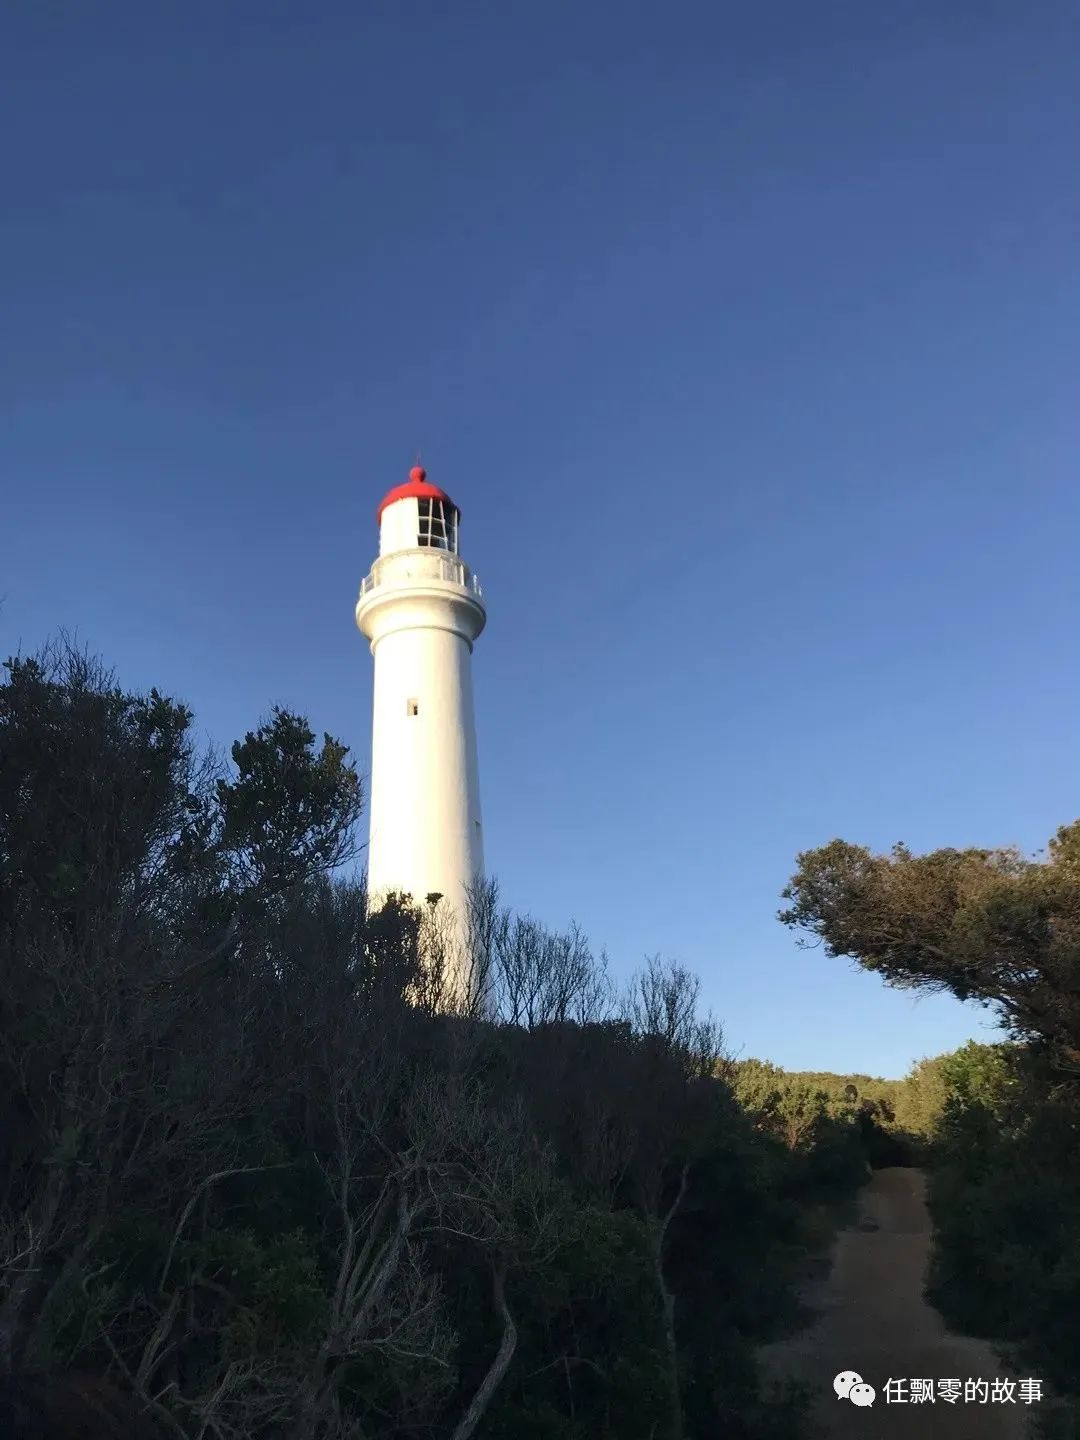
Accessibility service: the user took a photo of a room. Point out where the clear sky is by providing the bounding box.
[4,2,1079,1077]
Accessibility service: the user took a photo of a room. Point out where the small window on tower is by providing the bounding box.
[406,699,419,717]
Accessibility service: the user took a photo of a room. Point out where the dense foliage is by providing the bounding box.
[0,642,864,1439]
[728,1059,912,1173]
[783,830,1080,1431]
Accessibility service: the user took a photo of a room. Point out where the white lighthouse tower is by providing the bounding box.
[356,465,486,1001]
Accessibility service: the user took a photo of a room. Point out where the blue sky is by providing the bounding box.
[4,1,1079,1076]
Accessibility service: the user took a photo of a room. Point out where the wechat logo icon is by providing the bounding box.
[834,1371,876,1407]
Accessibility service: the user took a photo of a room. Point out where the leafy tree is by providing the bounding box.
[0,639,865,1438]
[217,709,363,896]
[779,829,1080,1073]
[923,1042,1080,1415]
[781,828,1080,1425]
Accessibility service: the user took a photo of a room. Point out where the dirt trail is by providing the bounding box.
[759,1168,1031,1438]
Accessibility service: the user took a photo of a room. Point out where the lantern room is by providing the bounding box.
[377,466,460,557]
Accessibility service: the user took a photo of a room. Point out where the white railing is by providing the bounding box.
[359,551,483,600]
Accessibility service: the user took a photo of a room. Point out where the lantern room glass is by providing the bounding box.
[417,497,458,552]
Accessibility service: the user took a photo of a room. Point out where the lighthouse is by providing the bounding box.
[356,465,486,1002]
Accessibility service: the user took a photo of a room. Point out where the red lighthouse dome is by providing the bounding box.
[377,466,457,522]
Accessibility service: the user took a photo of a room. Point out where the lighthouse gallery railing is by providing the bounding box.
[359,551,483,600]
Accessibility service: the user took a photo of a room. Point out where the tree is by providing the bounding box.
[217,708,363,897]
[729,1063,834,1152]
[0,641,364,1389]
[781,826,1080,1426]
[779,829,1080,1073]
[0,643,209,1373]
[1,638,862,1439]
[922,1042,1080,1411]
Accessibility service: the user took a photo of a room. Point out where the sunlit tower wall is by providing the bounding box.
[355,466,486,1003]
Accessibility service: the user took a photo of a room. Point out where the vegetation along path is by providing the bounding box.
[760,1168,1030,1438]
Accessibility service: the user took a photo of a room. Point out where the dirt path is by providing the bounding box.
[759,1168,1031,1437]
